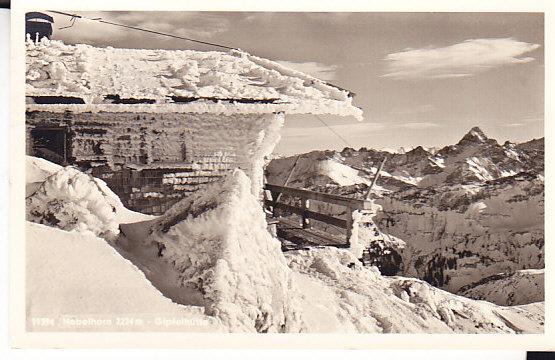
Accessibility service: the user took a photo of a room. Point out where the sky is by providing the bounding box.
[44,11,544,155]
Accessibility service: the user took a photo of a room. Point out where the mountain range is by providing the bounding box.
[266,127,544,305]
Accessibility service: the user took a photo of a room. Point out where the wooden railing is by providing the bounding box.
[264,184,374,244]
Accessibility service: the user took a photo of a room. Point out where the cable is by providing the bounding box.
[314,114,353,149]
[46,10,238,51]
[45,11,351,93]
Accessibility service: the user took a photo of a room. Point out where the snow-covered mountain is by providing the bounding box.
[265,127,544,306]
[25,155,544,333]
[459,269,544,306]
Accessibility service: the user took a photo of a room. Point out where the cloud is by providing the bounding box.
[106,12,230,39]
[382,38,540,80]
[395,122,439,129]
[276,61,338,81]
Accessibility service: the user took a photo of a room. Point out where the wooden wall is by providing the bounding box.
[26,111,283,214]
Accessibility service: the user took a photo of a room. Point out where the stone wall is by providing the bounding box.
[26,111,284,214]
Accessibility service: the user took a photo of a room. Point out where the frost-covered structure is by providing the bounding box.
[26,39,362,214]
[143,170,304,332]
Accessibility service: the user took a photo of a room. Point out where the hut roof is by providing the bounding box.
[26,39,362,119]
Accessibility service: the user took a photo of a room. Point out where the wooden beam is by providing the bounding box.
[276,217,348,248]
[301,198,311,229]
[264,200,348,229]
[345,206,356,247]
[265,184,373,210]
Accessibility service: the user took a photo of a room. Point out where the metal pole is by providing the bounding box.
[364,157,387,200]
[275,154,302,203]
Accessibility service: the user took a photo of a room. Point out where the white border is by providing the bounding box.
[9,0,555,349]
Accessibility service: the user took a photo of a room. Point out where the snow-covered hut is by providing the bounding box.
[25,39,362,214]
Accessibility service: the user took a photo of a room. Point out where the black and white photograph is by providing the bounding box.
[9,1,552,347]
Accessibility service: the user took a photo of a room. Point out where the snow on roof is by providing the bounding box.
[26,39,363,119]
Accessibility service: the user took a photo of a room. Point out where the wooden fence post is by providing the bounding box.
[270,191,280,217]
[345,206,355,246]
[364,157,387,200]
[301,198,310,229]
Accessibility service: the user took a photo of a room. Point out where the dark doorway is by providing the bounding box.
[30,127,69,165]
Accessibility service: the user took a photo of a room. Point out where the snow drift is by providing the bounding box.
[26,156,152,238]
[119,169,304,332]
[26,222,221,331]
[26,165,120,239]
[26,157,304,332]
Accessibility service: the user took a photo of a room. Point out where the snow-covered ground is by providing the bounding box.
[287,247,543,333]
[25,156,545,333]
[26,222,222,332]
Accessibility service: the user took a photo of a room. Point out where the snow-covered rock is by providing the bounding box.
[347,203,406,263]
[26,165,121,239]
[26,156,152,229]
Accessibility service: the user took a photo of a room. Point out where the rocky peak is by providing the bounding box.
[517,138,544,151]
[458,127,489,145]
[406,146,430,157]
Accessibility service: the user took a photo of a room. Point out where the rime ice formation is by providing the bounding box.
[266,128,544,306]
[26,158,303,332]
[119,169,304,332]
[26,38,361,216]
[25,157,544,332]
[27,110,285,215]
[25,39,362,119]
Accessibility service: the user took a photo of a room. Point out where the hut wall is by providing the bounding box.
[26,111,284,214]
